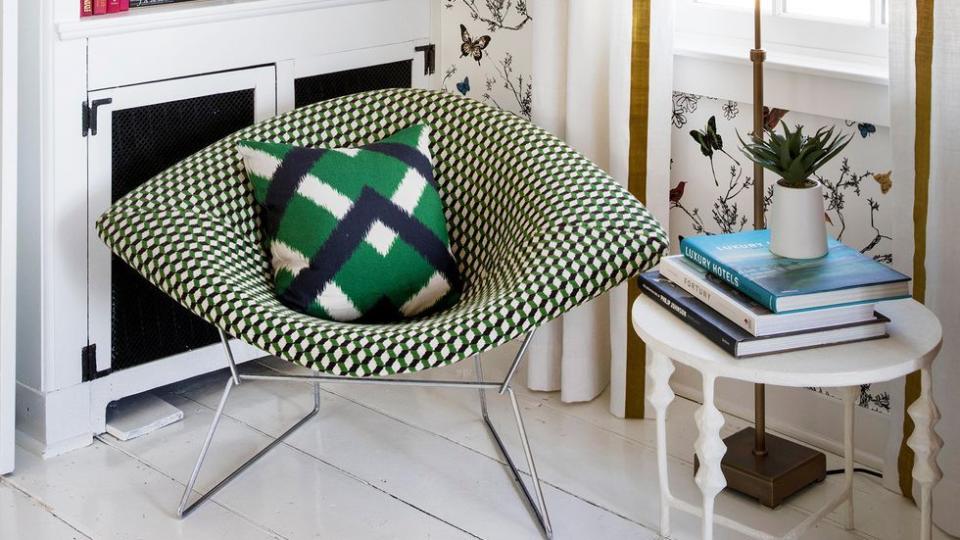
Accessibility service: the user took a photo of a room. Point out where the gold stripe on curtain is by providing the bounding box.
[898,0,935,500]
[625,0,652,418]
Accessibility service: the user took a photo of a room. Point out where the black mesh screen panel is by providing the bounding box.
[110,89,255,371]
[294,60,413,109]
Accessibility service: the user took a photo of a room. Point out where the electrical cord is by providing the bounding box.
[826,467,883,478]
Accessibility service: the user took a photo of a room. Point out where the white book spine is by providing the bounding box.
[659,258,758,335]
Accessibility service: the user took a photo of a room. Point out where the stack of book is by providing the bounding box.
[639,230,911,357]
[81,0,130,16]
[82,0,194,16]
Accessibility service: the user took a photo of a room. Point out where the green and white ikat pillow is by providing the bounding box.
[237,124,462,323]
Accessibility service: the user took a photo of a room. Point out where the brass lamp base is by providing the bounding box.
[695,428,826,508]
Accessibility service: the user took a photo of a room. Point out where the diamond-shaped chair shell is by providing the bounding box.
[97,89,668,377]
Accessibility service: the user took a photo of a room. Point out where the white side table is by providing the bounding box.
[631,296,943,540]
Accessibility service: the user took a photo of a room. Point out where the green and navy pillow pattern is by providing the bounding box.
[237,124,462,323]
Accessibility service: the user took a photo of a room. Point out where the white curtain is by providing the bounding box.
[886,1,959,535]
[525,0,673,415]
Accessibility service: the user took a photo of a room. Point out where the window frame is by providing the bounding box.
[675,0,889,61]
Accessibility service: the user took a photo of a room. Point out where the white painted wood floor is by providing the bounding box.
[1,340,949,540]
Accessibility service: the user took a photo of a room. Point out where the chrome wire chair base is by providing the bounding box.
[475,352,553,538]
[177,331,553,538]
[177,373,321,518]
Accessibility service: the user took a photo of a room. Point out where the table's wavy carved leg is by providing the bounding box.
[648,352,676,538]
[842,386,857,531]
[694,373,726,540]
[907,366,942,540]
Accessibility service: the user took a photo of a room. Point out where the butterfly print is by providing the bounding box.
[456,76,471,96]
[460,24,491,65]
[763,107,789,131]
[858,122,877,138]
[873,171,893,194]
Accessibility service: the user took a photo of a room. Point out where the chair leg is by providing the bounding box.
[474,355,490,420]
[178,376,236,517]
[177,357,321,518]
[475,353,554,538]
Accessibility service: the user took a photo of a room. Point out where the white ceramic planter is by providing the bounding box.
[769,179,828,259]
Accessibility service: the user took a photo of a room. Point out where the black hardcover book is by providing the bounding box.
[637,271,889,357]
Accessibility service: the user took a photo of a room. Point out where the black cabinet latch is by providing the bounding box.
[82,98,113,137]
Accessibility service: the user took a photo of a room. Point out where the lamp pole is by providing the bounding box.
[705,1,828,508]
[751,0,768,458]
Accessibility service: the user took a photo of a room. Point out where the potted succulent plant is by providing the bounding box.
[739,123,852,259]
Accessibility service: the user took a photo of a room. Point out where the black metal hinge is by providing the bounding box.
[82,98,112,137]
[81,344,112,382]
[415,44,436,76]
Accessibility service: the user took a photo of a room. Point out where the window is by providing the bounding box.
[783,0,876,24]
[676,0,889,61]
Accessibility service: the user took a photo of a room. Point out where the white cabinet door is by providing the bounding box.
[86,67,276,380]
[0,0,18,475]
[284,40,432,114]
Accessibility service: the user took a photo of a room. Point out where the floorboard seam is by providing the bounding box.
[195,367,662,536]
[147,395,482,540]
[479,378,877,535]
[231,361,860,538]
[0,474,94,540]
[92,437,290,540]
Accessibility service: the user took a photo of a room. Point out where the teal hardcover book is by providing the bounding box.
[680,230,910,312]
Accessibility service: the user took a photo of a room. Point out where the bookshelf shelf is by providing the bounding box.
[58,0,379,40]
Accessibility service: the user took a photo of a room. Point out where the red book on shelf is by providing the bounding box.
[107,0,121,12]
[80,0,94,16]
[93,0,108,14]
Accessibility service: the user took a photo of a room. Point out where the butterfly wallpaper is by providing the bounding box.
[670,92,895,413]
[440,0,533,120]
[436,5,894,414]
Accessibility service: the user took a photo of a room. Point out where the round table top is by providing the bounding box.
[631,296,942,387]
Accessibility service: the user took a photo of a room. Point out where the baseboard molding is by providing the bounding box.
[673,380,886,472]
[16,381,95,458]
[15,340,263,459]
[15,428,93,460]
[88,338,264,434]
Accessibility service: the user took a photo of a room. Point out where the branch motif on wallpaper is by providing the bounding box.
[674,151,893,263]
[441,65,460,93]
[818,158,894,263]
[442,2,534,120]
[482,53,532,120]
[672,115,752,235]
[442,53,532,121]
[810,384,891,414]
[445,0,532,32]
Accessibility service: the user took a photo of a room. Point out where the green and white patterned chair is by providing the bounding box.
[97,88,667,537]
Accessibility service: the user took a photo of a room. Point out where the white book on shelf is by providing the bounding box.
[659,255,878,337]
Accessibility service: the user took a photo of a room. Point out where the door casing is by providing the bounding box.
[0,0,18,475]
